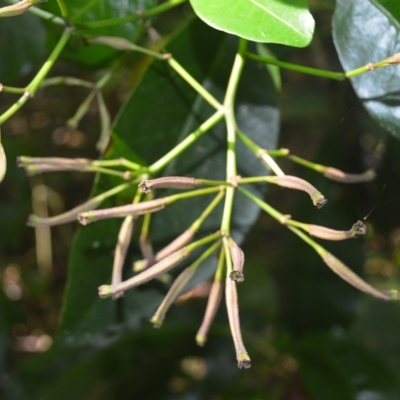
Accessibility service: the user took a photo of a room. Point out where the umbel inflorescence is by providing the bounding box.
[18,139,400,369]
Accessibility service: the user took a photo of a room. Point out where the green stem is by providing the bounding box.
[246,52,345,80]
[220,39,247,234]
[41,77,95,89]
[287,154,325,173]
[0,86,26,94]
[167,58,222,110]
[92,158,142,170]
[77,0,187,30]
[236,130,284,176]
[0,29,71,125]
[147,110,224,173]
[6,0,65,25]
[56,0,68,18]
[238,185,287,224]
[166,186,222,205]
[246,51,399,81]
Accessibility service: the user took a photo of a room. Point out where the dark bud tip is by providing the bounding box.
[352,221,366,237]
[138,181,151,194]
[315,198,328,209]
[229,271,244,283]
[238,360,251,369]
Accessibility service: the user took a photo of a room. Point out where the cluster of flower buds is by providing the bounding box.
[17,136,400,370]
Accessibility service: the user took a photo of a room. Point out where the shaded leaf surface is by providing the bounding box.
[371,0,400,25]
[0,5,46,83]
[333,0,400,138]
[189,0,315,47]
[295,333,400,400]
[41,0,158,67]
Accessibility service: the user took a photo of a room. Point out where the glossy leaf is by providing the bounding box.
[41,0,158,67]
[0,5,46,83]
[189,0,315,47]
[333,0,400,139]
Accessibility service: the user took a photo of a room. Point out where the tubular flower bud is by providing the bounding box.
[0,141,6,183]
[139,176,200,194]
[268,176,327,208]
[150,265,197,328]
[78,198,166,225]
[134,229,195,272]
[27,197,103,227]
[323,168,376,183]
[99,249,190,299]
[308,220,366,241]
[0,0,33,17]
[196,281,222,346]
[228,239,245,282]
[225,278,251,369]
[18,156,91,175]
[320,251,390,301]
[111,216,135,300]
[387,53,400,64]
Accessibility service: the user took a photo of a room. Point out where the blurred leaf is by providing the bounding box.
[295,333,400,400]
[0,2,46,83]
[370,0,400,24]
[41,0,158,67]
[333,0,400,139]
[189,0,315,47]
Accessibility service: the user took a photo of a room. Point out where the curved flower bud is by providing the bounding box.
[225,278,251,369]
[139,176,200,194]
[268,176,327,208]
[321,251,390,301]
[78,198,166,225]
[308,220,366,241]
[228,239,245,283]
[324,168,375,183]
[111,215,135,300]
[150,265,197,328]
[196,281,222,346]
[0,0,31,17]
[0,141,6,183]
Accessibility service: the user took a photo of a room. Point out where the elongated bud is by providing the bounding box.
[387,53,400,65]
[99,248,190,298]
[18,156,91,175]
[0,141,6,183]
[78,198,166,225]
[139,176,200,194]
[0,0,32,17]
[321,251,390,301]
[268,176,327,208]
[89,36,137,51]
[308,221,366,241]
[324,168,375,183]
[111,216,135,300]
[225,278,251,369]
[134,228,195,272]
[27,197,103,227]
[150,265,197,328]
[196,281,222,346]
[228,239,245,282]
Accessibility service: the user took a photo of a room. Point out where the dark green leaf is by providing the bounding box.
[295,333,400,400]
[370,0,400,25]
[333,0,400,139]
[0,3,46,83]
[41,0,158,67]
[189,0,315,47]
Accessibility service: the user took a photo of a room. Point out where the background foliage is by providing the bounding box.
[1,0,400,399]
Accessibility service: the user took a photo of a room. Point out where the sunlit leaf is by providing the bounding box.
[189,0,315,47]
